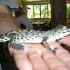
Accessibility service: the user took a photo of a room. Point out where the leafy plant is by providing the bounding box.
[67,4,70,18]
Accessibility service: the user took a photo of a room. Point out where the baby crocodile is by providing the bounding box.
[0,25,70,53]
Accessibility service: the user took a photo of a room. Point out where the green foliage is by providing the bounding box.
[27,4,51,18]
[33,5,40,18]
[67,4,70,18]
[27,3,70,19]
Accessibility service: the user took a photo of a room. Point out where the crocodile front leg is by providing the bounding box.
[42,36,57,54]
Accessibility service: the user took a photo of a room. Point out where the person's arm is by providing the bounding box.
[0,5,20,35]
[0,5,10,14]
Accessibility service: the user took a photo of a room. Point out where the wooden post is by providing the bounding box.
[50,0,67,29]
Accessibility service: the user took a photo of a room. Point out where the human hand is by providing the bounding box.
[8,35,70,70]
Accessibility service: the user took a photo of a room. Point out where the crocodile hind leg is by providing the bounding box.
[11,42,26,51]
[42,37,57,54]
[9,33,26,51]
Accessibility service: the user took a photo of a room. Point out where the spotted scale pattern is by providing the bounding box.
[0,25,70,53]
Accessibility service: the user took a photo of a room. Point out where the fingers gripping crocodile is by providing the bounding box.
[0,25,70,54]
